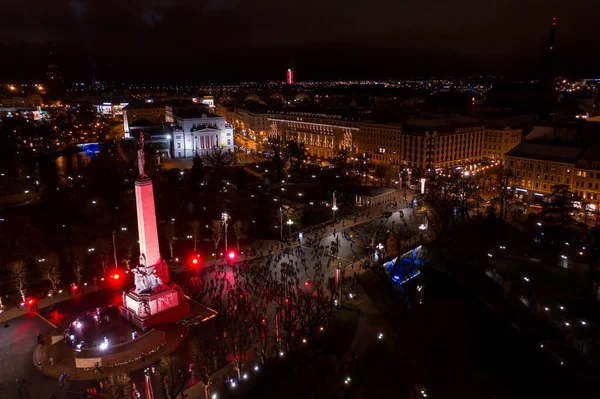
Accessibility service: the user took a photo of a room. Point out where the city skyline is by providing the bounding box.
[1,1,599,82]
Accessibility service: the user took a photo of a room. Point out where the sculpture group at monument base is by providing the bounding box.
[119,285,190,329]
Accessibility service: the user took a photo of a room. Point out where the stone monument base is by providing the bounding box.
[119,285,190,329]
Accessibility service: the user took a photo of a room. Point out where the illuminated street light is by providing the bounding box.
[286,218,293,236]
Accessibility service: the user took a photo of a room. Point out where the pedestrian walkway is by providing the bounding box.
[0,291,72,325]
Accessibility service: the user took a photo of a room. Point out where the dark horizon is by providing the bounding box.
[1,0,599,83]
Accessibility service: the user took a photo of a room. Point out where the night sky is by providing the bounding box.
[1,0,599,82]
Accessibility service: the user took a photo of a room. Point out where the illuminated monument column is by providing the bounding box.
[134,178,166,280]
[120,134,188,328]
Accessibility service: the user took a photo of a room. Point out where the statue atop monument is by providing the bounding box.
[137,134,147,178]
[132,253,163,294]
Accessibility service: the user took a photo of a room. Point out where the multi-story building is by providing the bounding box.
[401,115,485,175]
[172,109,233,158]
[483,124,523,161]
[356,122,402,172]
[123,102,167,134]
[268,112,358,159]
[573,148,600,203]
[0,94,43,107]
[216,105,271,150]
[505,142,581,197]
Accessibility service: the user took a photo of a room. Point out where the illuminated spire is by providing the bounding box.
[548,14,557,52]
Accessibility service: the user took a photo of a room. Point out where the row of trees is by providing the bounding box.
[5,247,110,303]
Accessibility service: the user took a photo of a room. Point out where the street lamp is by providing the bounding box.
[286,219,293,236]
[279,206,283,240]
[221,213,230,251]
[331,191,338,224]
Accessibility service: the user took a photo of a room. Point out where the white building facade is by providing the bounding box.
[172,112,234,158]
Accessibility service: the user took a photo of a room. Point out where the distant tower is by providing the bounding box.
[91,53,101,92]
[45,52,62,83]
[543,15,558,96]
[548,15,557,53]
[286,68,294,85]
[45,52,64,96]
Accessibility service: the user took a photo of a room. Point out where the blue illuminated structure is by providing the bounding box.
[384,246,424,286]
[79,142,100,153]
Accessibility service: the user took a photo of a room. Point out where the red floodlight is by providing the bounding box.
[71,284,78,291]
[27,298,34,305]
[113,273,120,280]
[190,254,201,267]
[227,251,235,260]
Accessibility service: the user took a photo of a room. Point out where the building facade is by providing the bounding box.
[268,112,358,159]
[505,143,580,196]
[356,122,403,172]
[172,110,233,158]
[573,149,600,203]
[0,94,43,107]
[123,103,166,134]
[401,116,485,174]
[483,126,523,161]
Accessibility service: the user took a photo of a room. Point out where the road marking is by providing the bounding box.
[35,312,57,328]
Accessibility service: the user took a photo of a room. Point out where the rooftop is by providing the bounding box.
[174,108,221,119]
[505,142,583,163]
[124,102,165,110]
[351,185,397,197]
[129,117,158,128]
[403,115,483,132]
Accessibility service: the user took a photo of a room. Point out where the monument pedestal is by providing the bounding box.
[120,285,190,329]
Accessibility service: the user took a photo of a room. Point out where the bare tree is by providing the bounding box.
[211,220,222,251]
[203,146,236,186]
[190,220,201,253]
[98,242,112,276]
[295,284,331,342]
[189,338,216,398]
[67,249,86,284]
[490,167,515,222]
[10,261,27,302]
[104,373,131,399]
[276,262,300,351]
[232,220,248,251]
[228,316,252,381]
[159,354,187,399]
[163,222,176,260]
[39,252,61,292]
[122,244,135,271]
